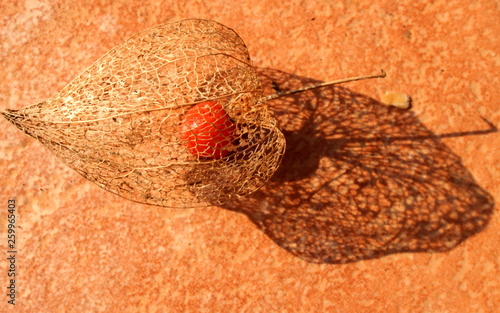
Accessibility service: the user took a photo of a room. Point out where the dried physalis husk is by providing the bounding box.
[2,19,286,208]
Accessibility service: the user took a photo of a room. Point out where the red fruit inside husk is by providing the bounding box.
[181,101,237,159]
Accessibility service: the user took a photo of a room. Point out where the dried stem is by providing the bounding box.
[264,69,386,101]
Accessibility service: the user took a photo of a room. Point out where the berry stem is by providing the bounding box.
[264,69,386,101]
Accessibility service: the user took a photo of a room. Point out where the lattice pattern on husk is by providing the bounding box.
[2,19,286,208]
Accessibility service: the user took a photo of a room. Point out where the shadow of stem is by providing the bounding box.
[224,68,496,264]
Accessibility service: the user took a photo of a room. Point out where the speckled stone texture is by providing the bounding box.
[0,1,498,312]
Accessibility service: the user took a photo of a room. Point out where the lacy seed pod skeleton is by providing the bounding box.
[2,19,385,208]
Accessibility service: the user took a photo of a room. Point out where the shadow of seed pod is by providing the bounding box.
[2,19,384,208]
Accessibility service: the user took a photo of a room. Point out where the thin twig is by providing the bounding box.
[264,69,386,101]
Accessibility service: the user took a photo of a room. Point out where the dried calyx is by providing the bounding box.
[2,19,385,208]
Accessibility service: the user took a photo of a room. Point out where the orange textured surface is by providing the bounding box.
[0,1,499,312]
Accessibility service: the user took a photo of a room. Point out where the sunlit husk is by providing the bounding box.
[2,19,285,208]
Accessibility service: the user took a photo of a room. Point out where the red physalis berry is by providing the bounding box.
[181,101,237,159]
